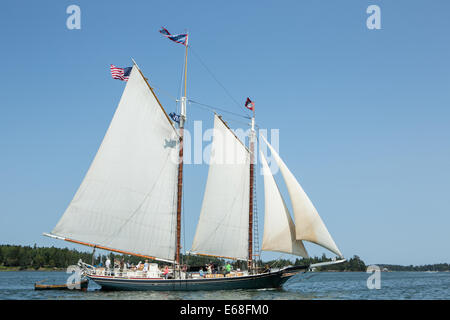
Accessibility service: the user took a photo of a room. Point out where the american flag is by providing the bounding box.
[110,65,132,81]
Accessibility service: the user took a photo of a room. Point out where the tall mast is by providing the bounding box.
[176,32,188,265]
[248,108,255,271]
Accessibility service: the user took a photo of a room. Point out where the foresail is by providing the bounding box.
[260,152,308,258]
[51,64,179,262]
[260,135,343,258]
[191,115,250,260]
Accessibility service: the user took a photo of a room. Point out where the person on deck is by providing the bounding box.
[143,260,149,272]
[120,258,125,272]
[225,263,232,275]
[199,268,204,278]
[105,257,111,271]
[163,265,170,279]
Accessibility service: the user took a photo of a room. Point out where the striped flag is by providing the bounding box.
[110,65,132,81]
[159,27,188,46]
[245,97,255,111]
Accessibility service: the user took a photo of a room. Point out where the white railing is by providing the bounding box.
[87,267,164,278]
[78,260,252,280]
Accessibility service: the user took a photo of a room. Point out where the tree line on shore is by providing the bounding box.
[377,263,450,272]
[1,244,447,272]
[265,254,367,271]
[0,244,227,270]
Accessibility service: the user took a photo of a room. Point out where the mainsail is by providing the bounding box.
[260,151,309,257]
[191,114,250,260]
[49,64,180,262]
[260,135,343,258]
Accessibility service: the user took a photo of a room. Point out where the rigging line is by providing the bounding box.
[217,116,253,129]
[188,45,251,118]
[177,48,186,115]
[189,101,254,133]
[269,254,287,268]
[147,84,178,102]
[189,99,251,120]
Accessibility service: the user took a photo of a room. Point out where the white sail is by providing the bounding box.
[50,64,180,262]
[260,135,343,258]
[191,114,250,260]
[260,151,308,257]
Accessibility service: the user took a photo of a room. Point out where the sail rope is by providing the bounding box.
[268,253,291,269]
[141,91,255,130]
[148,84,178,102]
[188,45,251,119]
[189,99,263,131]
[177,45,186,114]
[148,81,253,128]
[145,44,252,125]
[189,99,250,120]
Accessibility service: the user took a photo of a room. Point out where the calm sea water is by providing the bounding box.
[0,271,448,300]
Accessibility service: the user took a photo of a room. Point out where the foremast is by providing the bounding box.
[176,32,189,265]
[248,109,256,272]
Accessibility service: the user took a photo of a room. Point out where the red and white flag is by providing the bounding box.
[245,97,255,111]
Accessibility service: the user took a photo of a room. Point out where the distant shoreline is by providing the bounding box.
[0,266,65,272]
[1,244,449,272]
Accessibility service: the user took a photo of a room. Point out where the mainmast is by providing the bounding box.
[248,109,255,271]
[176,32,188,265]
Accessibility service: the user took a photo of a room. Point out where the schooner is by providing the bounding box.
[43,31,345,291]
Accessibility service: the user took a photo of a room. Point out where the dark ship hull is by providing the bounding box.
[87,265,308,291]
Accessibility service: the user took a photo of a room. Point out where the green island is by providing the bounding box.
[0,244,448,272]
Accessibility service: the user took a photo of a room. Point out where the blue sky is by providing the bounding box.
[0,0,449,266]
